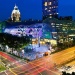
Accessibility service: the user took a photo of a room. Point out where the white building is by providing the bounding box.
[11,4,21,22]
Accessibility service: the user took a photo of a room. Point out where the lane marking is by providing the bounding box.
[9,68,17,75]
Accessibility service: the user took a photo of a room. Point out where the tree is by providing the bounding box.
[0,33,31,53]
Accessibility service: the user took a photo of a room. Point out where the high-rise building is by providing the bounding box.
[11,4,21,22]
[42,0,58,19]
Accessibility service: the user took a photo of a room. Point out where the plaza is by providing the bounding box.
[2,23,57,61]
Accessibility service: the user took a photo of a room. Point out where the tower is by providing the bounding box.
[11,4,21,22]
[42,0,58,19]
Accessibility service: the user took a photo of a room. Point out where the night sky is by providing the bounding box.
[0,0,75,21]
[59,0,75,19]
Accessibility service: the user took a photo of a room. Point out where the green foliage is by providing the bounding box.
[0,33,31,51]
[0,65,6,72]
[52,38,75,54]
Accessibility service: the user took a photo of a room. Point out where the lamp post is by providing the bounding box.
[18,25,26,47]
[18,25,25,37]
[36,28,40,47]
[38,35,40,47]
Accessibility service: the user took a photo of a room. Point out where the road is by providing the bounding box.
[0,46,75,75]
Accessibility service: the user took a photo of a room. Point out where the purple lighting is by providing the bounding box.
[4,28,42,38]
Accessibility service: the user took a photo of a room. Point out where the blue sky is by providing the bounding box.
[59,0,75,19]
[0,0,75,21]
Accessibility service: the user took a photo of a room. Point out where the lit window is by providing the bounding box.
[56,26,59,27]
[51,23,55,25]
[60,24,62,25]
[48,2,52,5]
[54,13,56,15]
[52,26,55,27]
[50,16,52,18]
[51,23,53,25]
[49,7,52,9]
[44,2,47,6]
[48,10,51,12]
[45,8,47,10]
[52,7,53,8]
[56,24,59,25]
[54,6,56,8]
[49,14,52,15]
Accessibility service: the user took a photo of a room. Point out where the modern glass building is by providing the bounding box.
[42,0,58,18]
[43,17,75,43]
[3,23,57,45]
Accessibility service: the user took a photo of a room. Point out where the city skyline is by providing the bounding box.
[0,0,75,21]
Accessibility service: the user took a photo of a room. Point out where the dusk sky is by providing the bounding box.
[0,0,75,21]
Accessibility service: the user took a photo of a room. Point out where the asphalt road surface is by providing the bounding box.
[0,46,75,75]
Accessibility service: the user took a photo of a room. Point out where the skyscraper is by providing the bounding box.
[42,0,58,18]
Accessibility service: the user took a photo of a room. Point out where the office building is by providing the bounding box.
[42,0,58,18]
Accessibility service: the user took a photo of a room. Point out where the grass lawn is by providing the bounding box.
[0,65,6,72]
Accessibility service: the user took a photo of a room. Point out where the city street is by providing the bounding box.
[0,0,75,75]
[0,46,75,75]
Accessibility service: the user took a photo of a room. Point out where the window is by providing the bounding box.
[50,16,52,18]
[48,10,51,12]
[50,14,52,15]
[44,2,47,6]
[49,7,52,9]
[45,8,47,10]
[48,2,52,5]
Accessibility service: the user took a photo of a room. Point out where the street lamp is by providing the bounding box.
[36,28,40,47]
[18,25,25,37]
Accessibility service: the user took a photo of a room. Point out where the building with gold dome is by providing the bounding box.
[11,5,21,22]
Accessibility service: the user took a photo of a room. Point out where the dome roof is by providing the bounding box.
[12,10,20,14]
[14,5,18,9]
[12,5,20,14]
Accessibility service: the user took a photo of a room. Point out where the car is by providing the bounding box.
[43,52,48,56]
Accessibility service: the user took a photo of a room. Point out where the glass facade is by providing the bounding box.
[4,23,52,39]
